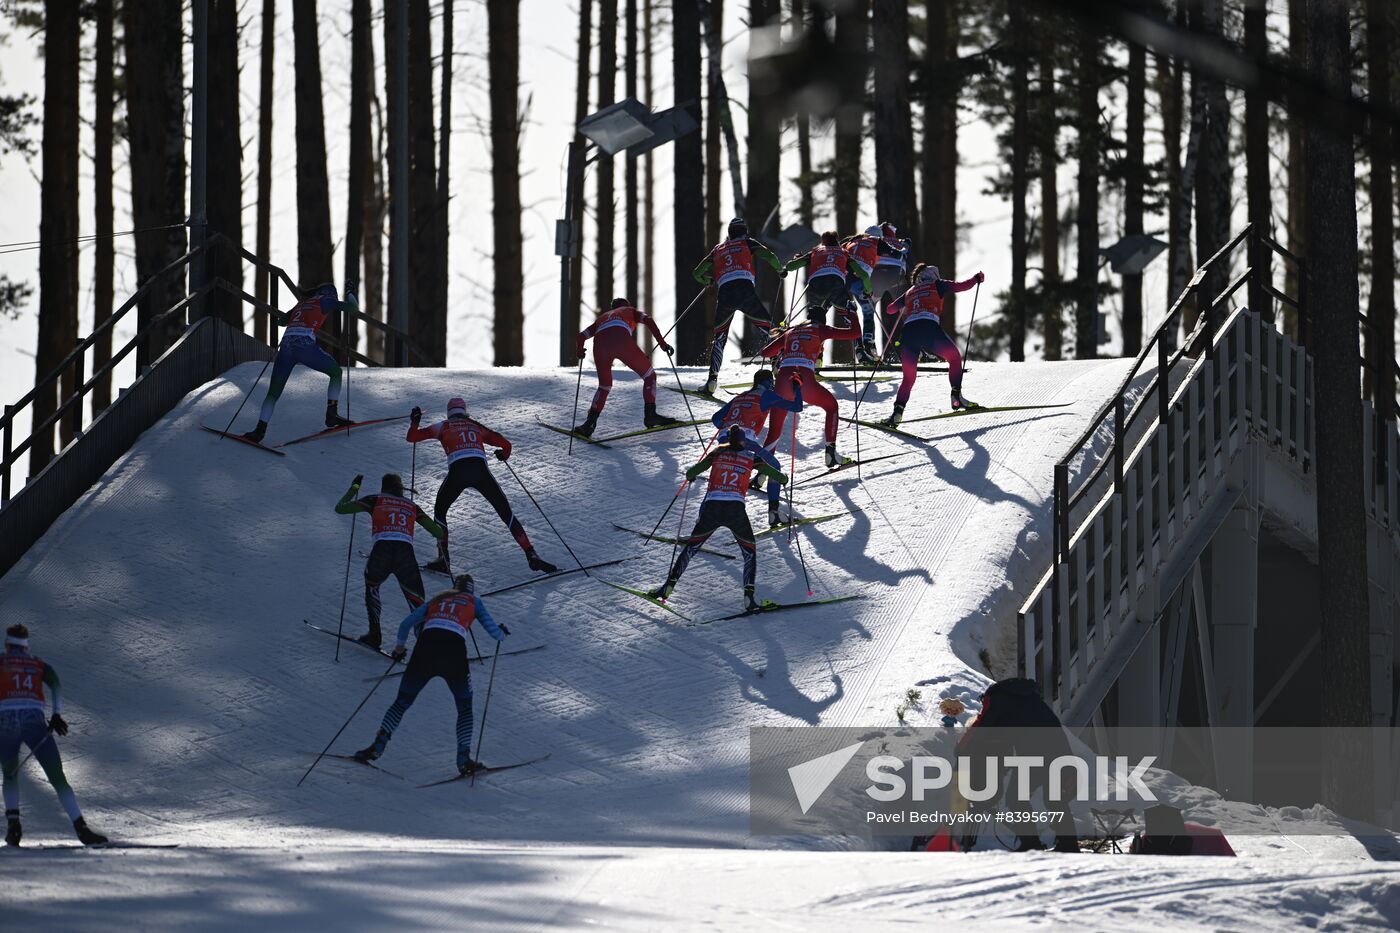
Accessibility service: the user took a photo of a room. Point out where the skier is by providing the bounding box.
[842,226,907,363]
[574,298,681,437]
[757,310,862,468]
[2,624,107,847]
[335,473,445,649]
[407,398,559,576]
[710,369,804,444]
[647,426,788,609]
[353,573,509,776]
[881,263,985,426]
[786,231,871,328]
[692,218,790,395]
[241,283,358,443]
[869,221,912,306]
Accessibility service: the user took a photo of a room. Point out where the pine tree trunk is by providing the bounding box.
[208,0,243,328]
[872,0,917,244]
[437,0,454,350]
[34,0,81,471]
[343,0,372,361]
[1038,31,1062,360]
[1121,40,1146,356]
[254,0,275,341]
[792,0,814,230]
[746,0,781,353]
[1193,0,1232,325]
[1008,0,1029,362]
[923,0,959,330]
[1285,0,1306,342]
[673,0,707,363]
[1303,0,1373,813]
[1073,27,1099,360]
[124,0,187,372]
[567,0,592,346]
[833,2,865,236]
[365,81,388,364]
[596,0,617,312]
[489,0,524,365]
[406,0,441,363]
[292,0,335,307]
[1366,0,1394,402]
[92,0,115,411]
[642,0,655,350]
[703,0,723,335]
[625,0,640,308]
[1245,0,1272,323]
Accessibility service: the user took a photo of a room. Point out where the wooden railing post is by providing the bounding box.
[1157,336,1171,425]
[68,338,85,444]
[1114,395,1125,493]
[270,276,280,347]
[2,404,12,506]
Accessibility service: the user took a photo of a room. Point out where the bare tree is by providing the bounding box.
[791,0,814,230]
[92,0,115,411]
[1121,36,1146,356]
[1245,0,1272,324]
[625,0,640,306]
[1366,0,1394,398]
[1284,0,1305,341]
[922,0,958,330]
[1073,26,1099,359]
[872,0,917,243]
[406,0,441,363]
[1038,29,1062,360]
[833,1,865,236]
[437,0,454,340]
[703,0,723,332]
[1193,0,1232,320]
[567,0,592,345]
[642,0,655,349]
[746,0,781,351]
[34,0,80,471]
[124,0,186,371]
[596,0,617,311]
[292,0,335,306]
[489,0,524,364]
[344,0,373,358]
[1008,0,1029,362]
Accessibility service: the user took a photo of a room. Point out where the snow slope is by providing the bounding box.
[4,358,1399,930]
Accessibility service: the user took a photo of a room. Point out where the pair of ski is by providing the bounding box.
[303,620,546,664]
[610,513,845,558]
[843,403,1071,442]
[201,414,409,457]
[319,751,551,788]
[535,415,708,449]
[599,579,863,625]
[7,841,180,850]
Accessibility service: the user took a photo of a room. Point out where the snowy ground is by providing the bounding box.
[3,359,1398,929]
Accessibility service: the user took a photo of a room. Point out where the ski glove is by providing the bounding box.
[410,406,422,425]
[48,714,68,737]
[685,464,704,482]
[352,474,364,488]
[575,337,587,360]
[498,623,511,638]
[495,449,509,462]
[660,342,674,356]
[974,271,985,284]
[390,645,407,662]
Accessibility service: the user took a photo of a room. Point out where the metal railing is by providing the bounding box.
[0,230,425,507]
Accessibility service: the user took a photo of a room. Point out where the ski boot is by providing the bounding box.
[882,402,905,428]
[950,388,979,411]
[768,502,782,528]
[424,539,452,575]
[353,728,391,763]
[744,587,760,613]
[750,473,766,494]
[526,549,559,574]
[854,338,880,366]
[457,748,481,776]
[241,421,268,444]
[73,817,108,847]
[643,403,681,429]
[5,810,20,847]
[824,443,849,469]
[325,400,353,429]
[646,579,676,601]
[699,373,719,396]
[575,410,600,438]
[357,625,383,650]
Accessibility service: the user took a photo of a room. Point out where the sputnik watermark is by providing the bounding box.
[864,754,1157,803]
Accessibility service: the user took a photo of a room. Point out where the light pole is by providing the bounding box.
[556,98,697,365]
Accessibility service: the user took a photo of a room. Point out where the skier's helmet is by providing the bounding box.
[312,282,338,302]
[453,573,475,594]
[880,222,898,240]
[753,368,774,387]
[610,297,631,309]
[728,218,748,239]
[914,263,940,284]
[446,397,468,417]
[5,623,29,649]
[865,225,883,238]
[819,230,839,248]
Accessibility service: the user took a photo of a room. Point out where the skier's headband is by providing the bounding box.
[447,398,468,415]
[4,634,28,648]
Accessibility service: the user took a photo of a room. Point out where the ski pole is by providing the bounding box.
[218,354,274,438]
[664,350,706,449]
[668,472,697,571]
[567,354,585,456]
[15,729,54,773]
[853,364,863,482]
[334,512,358,663]
[961,279,983,364]
[297,654,399,787]
[500,458,590,576]
[660,285,711,344]
[470,639,503,786]
[853,298,913,426]
[410,441,417,500]
[787,411,813,594]
[645,484,685,544]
